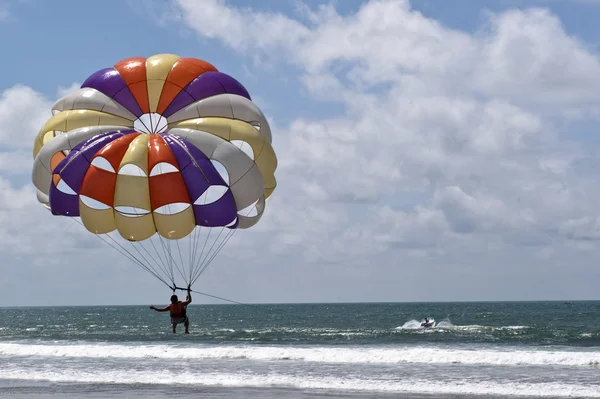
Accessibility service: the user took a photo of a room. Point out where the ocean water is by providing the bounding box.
[0,301,599,398]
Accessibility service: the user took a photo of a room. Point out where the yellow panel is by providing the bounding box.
[97,112,135,127]
[264,174,277,191]
[146,54,181,113]
[115,213,156,241]
[33,113,68,157]
[146,80,166,114]
[229,120,266,159]
[114,174,151,210]
[169,117,232,141]
[79,200,117,234]
[264,185,276,199]
[154,207,195,239]
[42,132,55,145]
[253,141,277,176]
[119,134,150,175]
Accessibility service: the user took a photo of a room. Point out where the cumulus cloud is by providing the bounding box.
[160,0,600,269]
[0,84,92,259]
[0,1,8,21]
[0,85,51,149]
[3,0,600,304]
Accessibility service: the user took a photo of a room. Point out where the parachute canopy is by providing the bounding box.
[31,54,277,289]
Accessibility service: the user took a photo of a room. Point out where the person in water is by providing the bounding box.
[149,288,192,334]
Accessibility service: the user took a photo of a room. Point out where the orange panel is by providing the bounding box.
[50,152,66,173]
[80,166,117,206]
[148,135,178,171]
[156,82,184,115]
[95,133,140,171]
[52,174,61,186]
[156,58,218,114]
[149,173,191,211]
[114,57,147,84]
[128,82,150,114]
[114,57,150,114]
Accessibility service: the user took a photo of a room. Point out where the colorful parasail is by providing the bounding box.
[31,53,277,290]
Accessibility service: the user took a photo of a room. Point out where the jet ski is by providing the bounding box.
[420,318,435,328]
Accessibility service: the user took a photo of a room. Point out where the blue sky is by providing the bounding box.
[1,0,600,306]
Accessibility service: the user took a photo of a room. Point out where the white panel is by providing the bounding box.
[169,128,224,159]
[153,203,190,215]
[211,141,254,186]
[225,217,237,227]
[115,206,150,217]
[167,94,234,123]
[101,97,138,120]
[195,94,234,119]
[51,91,77,112]
[211,160,229,185]
[229,94,272,143]
[155,114,168,133]
[36,189,50,209]
[194,185,228,205]
[134,114,153,134]
[229,164,264,211]
[54,88,137,121]
[118,164,147,177]
[165,103,200,124]
[91,157,116,172]
[149,162,179,176]
[80,195,111,210]
[237,195,265,229]
[231,139,254,160]
[56,179,77,195]
[73,89,108,113]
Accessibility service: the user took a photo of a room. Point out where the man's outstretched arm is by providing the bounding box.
[183,289,192,305]
[149,305,170,312]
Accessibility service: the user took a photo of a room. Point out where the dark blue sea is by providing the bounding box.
[0,301,599,398]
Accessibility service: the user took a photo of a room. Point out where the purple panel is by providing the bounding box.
[58,153,90,193]
[163,133,236,227]
[180,161,210,202]
[81,68,142,117]
[183,72,233,101]
[69,129,131,153]
[209,72,251,100]
[78,131,129,163]
[226,217,239,229]
[165,135,226,185]
[161,89,195,118]
[81,68,123,97]
[56,131,135,192]
[162,72,251,118]
[70,134,106,153]
[192,190,237,227]
[113,87,143,117]
[80,68,107,89]
[48,183,80,217]
[161,134,193,170]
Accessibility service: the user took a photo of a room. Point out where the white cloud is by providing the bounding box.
[0,1,8,21]
[3,0,600,304]
[163,0,600,272]
[0,150,32,176]
[0,85,51,149]
[57,82,82,98]
[0,84,92,258]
